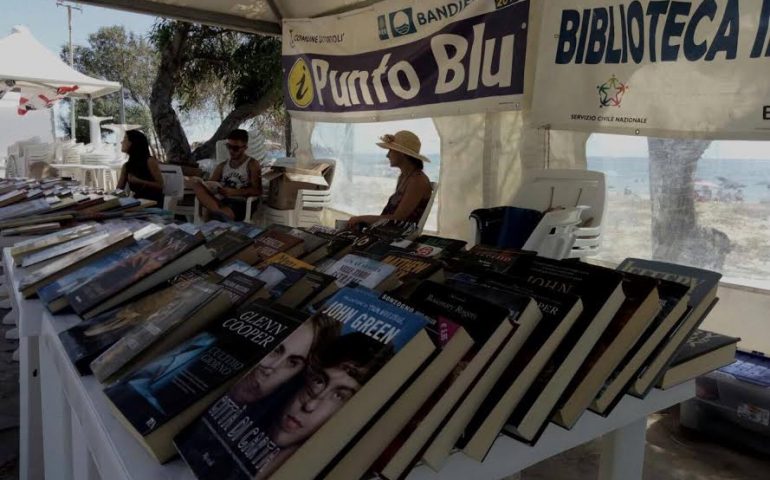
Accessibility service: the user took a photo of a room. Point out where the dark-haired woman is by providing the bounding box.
[116,130,164,206]
[347,130,433,229]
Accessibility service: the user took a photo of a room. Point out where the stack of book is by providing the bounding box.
[10,212,738,479]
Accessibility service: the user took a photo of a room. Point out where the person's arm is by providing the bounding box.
[117,165,127,190]
[221,159,263,198]
[349,177,431,227]
[127,158,164,192]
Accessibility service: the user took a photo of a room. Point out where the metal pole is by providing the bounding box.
[119,87,126,124]
[67,5,76,140]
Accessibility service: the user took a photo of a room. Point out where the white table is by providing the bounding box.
[50,164,121,190]
[7,247,695,480]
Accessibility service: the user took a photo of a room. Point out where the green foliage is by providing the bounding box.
[60,26,158,142]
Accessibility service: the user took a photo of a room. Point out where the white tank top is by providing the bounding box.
[221,157,254,189]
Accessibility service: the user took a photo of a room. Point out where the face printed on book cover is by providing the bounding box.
[229,322,315,404]
[268,361,362,448]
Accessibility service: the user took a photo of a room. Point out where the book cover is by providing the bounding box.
[66,229,203,315]
[19,229,136,297]
[59,277,202,375]
[657,329,739,389]
[719,351,770,388]
[257,252,315,271]
[552,273,660,429]
[89,281,228,382]
[218,271,266,306]
[206,229,253,263]
[410,235,467,259]
[216,260,261,279]
[380,252,442,284]
[591,279,690,416]
[233,229,304,265]
[9,223,97,262]
[287,228,327,257]
[231,222,264,239]
[174,288,429,480]
[20,230,111,267]
[503,258,625,444]
[0,198,51,220]
[323,254,397,290]
[448,273,582,459]
[371,281,513,479]
[1,222,61,236]
[275,270,337,311]
[104,302,310,462]
[37,239,152,310]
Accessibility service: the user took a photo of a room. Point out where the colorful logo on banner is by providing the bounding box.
[378,8,418,40]
[597,75,629,108]
[288,58,314,109]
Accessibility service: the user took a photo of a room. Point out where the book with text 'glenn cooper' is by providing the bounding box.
[370,281,517,480]
[502,258,625,445]
[59,273,210,375]
[174,288,433,480]
[89,281,233,384]
[448,273,583,463]
[552,272,661,429]
[104,302,311,463]
[590,278,691,416]
[657,329,739,389]
[67,228,209,318]
[616,258,722,397]
[18,229,137,298]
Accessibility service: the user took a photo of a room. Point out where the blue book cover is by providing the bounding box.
[37,240,151,306]
[720,351,770,388]
[175,287,427,480]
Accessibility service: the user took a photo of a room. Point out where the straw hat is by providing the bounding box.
[376,130,431,163]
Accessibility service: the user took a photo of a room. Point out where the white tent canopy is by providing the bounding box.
[0,25,121,99]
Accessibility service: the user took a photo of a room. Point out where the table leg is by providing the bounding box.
[39,337,74,480]
[19,336,44,480]
[597,417,647,480]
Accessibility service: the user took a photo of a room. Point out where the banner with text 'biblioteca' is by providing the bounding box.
[531,0,770,139]
[282,0,530,122]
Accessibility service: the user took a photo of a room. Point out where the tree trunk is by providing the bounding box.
[648,138,731,271]
[191,94,276,161]
[284,112,292,156]
[150,24,193,165]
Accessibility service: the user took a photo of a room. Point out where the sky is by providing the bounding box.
[0,0,157,54]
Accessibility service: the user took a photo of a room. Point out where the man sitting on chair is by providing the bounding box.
[192,129,262,221]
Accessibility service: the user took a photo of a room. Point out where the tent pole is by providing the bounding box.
[88,96,93,116]
[119,87,126,124]
[70,98,76,140]
[50,105,57,144]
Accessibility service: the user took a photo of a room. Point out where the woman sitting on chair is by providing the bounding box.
[117,130,164,206]
[348,130,433,229]
[192,129,263,221]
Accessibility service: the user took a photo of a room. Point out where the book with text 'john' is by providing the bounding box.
[104,302,310,463]
[174,288,432,480]
[502,258,625,445]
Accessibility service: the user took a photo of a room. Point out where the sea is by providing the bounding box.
[588,157,770,203]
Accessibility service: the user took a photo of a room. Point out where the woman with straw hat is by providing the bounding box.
[348,130,433,229]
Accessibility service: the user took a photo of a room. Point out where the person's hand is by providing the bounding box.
[347,216,364,230]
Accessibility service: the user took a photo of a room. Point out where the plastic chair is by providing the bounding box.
[156,164,196,221]
[470,169,606,259]
[415,182,438,235]
[194,194,260,225]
